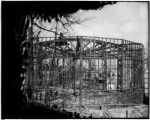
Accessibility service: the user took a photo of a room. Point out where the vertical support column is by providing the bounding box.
[57,58,59,87]
[49,40,52,86]
[127,41,130,89]
[35,37,39,87]
[104,39,107,90]
[141,45,145,103]
[89,38,92,90]
[131,45,135,88]
[137,45,140,88]
[93,39,96,94]
[117,40,123,92]
[121,41,124,91]
[74,59,76,97]
[104,56,107,90]
[79,37,83,112]
[101,39,104,90]
[124,41,127,90]
[72,39,76,96]
[88,59,91,88]
[49,49,52,87]
[134,44,137,87]
[130,43,133,88]
[62,56,65,88]
[109,39,112,90]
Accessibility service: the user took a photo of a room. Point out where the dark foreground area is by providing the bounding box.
[2,95,149,119]
[3,102,92,119]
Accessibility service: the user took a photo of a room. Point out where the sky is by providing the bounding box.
[71,2,148,49]
[37,2,148,49]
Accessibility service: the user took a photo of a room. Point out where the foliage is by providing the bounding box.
[2,1,117,118]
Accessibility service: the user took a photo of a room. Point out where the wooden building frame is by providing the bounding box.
[25,35,144,110]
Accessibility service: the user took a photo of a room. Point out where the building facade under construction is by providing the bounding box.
[25,35,145,111]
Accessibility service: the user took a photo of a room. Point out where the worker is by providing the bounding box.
[55,32,67,46]
[59,32,64,40]
[76,37,80,54]
[55,32,64,47]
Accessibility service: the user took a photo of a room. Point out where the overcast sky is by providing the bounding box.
[71,2,148,49]
[38,2,148,49]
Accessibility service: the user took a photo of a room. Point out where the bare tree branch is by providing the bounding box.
[33,13,94,37]
[33,22,61,35]
[59,14,92,32]
[58,18,70,32]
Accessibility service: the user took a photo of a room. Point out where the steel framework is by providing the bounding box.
[25,36,144,110]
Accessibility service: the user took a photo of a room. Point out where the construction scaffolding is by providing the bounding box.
[25,35,144,111]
